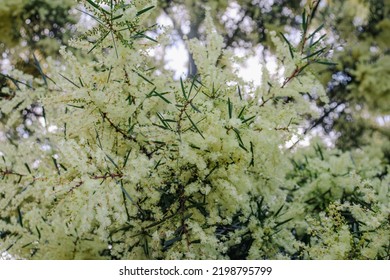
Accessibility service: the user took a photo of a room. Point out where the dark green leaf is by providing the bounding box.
[95,128,103,149]
[66,104,85,109]
[110,31,118,58]
[156,112,172,130]
[59,73,80,88]
[78,77,84,87]
[204,164,219,180]
[154,158,164,170]
[106,66,112,83]
[12,99,25,111]
[52,157,60,175]
[302,9,307,32]
[88,30,110,54]
[17,207,23,228]
[237,86,242,100]
[308,34,327,49]
[238,106,246,119]
[228,98,233,119]
[249,141,254,167]
[233,128,247,151]
[274,218,293,228]
[190,101,201,113]
[75,8,105,25]
[32,53,46,86]
[136,6,155,17]
[24,163,31,174]
[85,0,110,15]
[185,111,204,139]
[307,24,325,40]
[242,115,256,124]
[151,90,171,104]
[280,32,294,59]
[163,236,181,250]
[180,77,187,100]
[123,149,131,168]
[143,237,150,257]
[134,70,154,85]
[36,226,41,239]
[106,154,119,170]
[274,204,284,217]
[302,46,327,60]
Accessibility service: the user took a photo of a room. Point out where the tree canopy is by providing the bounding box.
[0,0,389,260]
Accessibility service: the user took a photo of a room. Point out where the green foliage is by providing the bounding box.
[286,139,389,259]
[0,0,389,260]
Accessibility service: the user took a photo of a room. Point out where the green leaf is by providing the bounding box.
[111,13,123,21]
[310,0,321,21]
[110,31,118,58]
[106,154,119,170]
[131,31,158,43]
[156,112,172,130]
[123,149,131,168]
[232,128,247,151]
[204,164,219,180]
[307,23,325,40]
[238,106,246,119]
[249,141,254,167]
[154,158,164,170]
[237,86,242,100]
[314,143,324,160]
[0,73,33,90]
[134,70,154,85]
[143,237,150,257]
[146,86,157,98]
[95,128,103,149]
[78,77,84,87]
[190,101,201,113]
[315,60,337,66]
[274,218,293,229]
[75,8,105,25]
[85,0,110,15]
[24,163,31,174]
[242,115,256,124]
[106,66,112,83]
[120,182,135,204]
[185,111,205,139]
[149,90,171,104]
[36,226,41,239]
[274,204,284,217]
[12,99,25,111]
[136,6,155,17]
[17,207,23,228]
[308,34,326,49]
[33,53,55,86]
[279,32,295,59]
[302,9,307,32]
[187,74,200,99]
[52,157,61,175]
[163,236,182,250]
[42,106,47,128]
[180,77,187,100]
[303,46,327,60]
[59,73,80,88]
[66,104,85,109]
[88,30,110,54]
[228,98,233,119]
[127,117,135,134]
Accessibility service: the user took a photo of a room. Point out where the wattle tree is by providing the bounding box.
[0,0,389,260]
